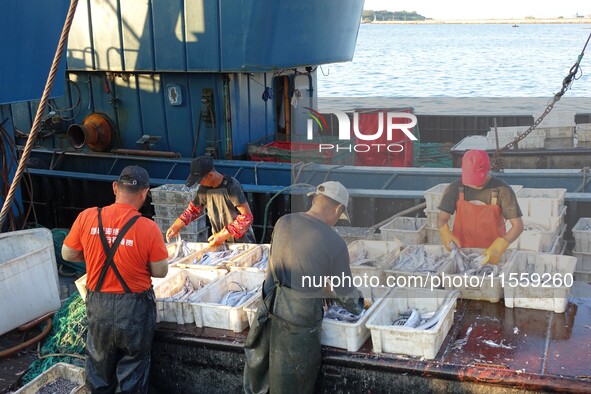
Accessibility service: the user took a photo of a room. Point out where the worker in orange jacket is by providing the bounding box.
[438,150,524,264]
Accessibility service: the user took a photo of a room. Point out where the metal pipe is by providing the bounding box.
[370,202,426,230]
[110,149,181,158]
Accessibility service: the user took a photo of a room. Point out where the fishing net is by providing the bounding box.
[415,142,454,168]
[21,292,87,384]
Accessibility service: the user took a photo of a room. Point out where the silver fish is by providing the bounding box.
[324,300,367,323]
[415,290,460,330]
[163,276,196,302]
[392,308,423,328]
[392,245,447,273]
[252,248,269,271]
[450,244,497,277]
[218,282,261,307]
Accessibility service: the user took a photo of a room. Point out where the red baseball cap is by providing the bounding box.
[461,150,490,187]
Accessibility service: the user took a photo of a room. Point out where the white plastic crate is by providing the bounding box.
[0,228,61,336]
[539,126,575,139]
[574,270,591,282]
[153,269,226,324]
[504,251,577,313]
[348,240,404,286]
[424,209,454,229]
[76,267,183,301]
[379,217,427,245]
[244,289,391,352]
[572,217,591,253]
[486,128,546,149]
[384,245,452,289]
[442,248,513,303]
[152,203,189,218]
[243,293,261,327]
[173,243,255,270]
[150,184,199,205]
[516,188,566,217]
[573,251,591,272]
[321,290,390,352]
[334,226,377,244]
[541,235,563,255]
[426,227,442,245]
[520,205,566,232]
[192,270,265,332]
[366,288,459,359]
[154,214,207,233]
[423,183,449,211]
[509,222,563,252]
[228,244,270,273]
[576,123,591,141]
[14,362,85,394]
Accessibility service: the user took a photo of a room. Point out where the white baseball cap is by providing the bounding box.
[308,181,350,221]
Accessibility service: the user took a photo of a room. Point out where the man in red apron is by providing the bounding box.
[437,150,524,264]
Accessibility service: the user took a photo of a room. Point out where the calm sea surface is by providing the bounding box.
[317,24,591,120]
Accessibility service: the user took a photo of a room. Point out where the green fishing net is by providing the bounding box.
[21,292,87,384]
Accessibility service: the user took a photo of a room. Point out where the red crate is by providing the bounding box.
[353,109,415,167]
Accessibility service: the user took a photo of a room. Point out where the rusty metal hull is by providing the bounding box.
[151,285,591,393]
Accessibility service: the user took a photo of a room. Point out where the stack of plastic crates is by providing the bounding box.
[150,184,208,242]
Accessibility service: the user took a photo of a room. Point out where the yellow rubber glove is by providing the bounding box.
[166,218,186,242]
[208,227,231,247]
[482,237,510,265]
[439,224,461,252]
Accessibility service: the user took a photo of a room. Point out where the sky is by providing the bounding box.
[363,0,591,20]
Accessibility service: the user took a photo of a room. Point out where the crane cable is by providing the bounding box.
[492,30,591,171]
[0,0,79,231]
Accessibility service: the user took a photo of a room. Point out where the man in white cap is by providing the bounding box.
[243,181,363,394]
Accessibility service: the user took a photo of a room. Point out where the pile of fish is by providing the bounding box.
[323,299,368,323]
[162,276,204,303]
[217,282,261,307]
[389,245,448,273]
[251,248,269,271]
[450,244,498,277]
[391,290,459,330]
[187,245,249,267]
[350,249,378,268]
[167,237,193,264]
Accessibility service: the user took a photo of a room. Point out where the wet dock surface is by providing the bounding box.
[153,282,591,393]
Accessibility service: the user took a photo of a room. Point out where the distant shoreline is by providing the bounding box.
[368,17,591,25]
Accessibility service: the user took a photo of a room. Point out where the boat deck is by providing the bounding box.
[151,282,591,393]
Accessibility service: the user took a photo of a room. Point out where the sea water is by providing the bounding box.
[317,23,591,120]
